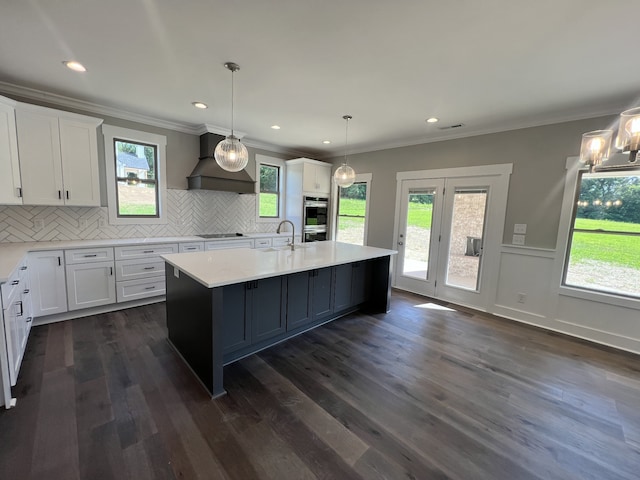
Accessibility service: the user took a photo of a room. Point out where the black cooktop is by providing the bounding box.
[197,233,244,239]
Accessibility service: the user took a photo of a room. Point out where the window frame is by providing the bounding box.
[256,154,286,223]
[556,156,640,309]
[103,125,167,226]
[331,173,372,245]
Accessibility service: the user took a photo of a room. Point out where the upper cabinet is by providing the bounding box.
[0,96,22,205]
[15,103,103,206]
[287,158,332,196]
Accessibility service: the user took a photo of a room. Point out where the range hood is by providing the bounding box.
[187,133,255,194]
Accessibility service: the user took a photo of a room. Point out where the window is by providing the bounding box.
[334,174,372,245]
[103,125,167,225]
[113,139,158,217]
[563,171,640,299]
[256,155,285,221]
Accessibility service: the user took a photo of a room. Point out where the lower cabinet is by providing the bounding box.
[285,271,313,331]
[28,250,67,317]
[66,261,116,311]
[222,277,285,355]
[333,261,370,311]
[311,267,334,321]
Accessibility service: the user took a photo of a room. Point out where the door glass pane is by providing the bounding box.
[446,188,487,290]
[402,191,435,280]
[337,182,367,245]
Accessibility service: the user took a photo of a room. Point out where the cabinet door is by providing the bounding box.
[333,263,353,311]
[0,100,22,205]
[222,283,251,354]
[3,298,21,386]
[28,250,67,317]
[251,277,285,343]
[59,118,100,206]
[311,267,333,320]
[286,271,313,331]
[302,162,318,193]
[351,261,369,306]
[15,108,64,205]
[314,164,332,195]
[66,261,116,311]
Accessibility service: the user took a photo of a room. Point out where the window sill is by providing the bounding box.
[558,285,640,310]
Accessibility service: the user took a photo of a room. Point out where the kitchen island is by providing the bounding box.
[162,241,396,397]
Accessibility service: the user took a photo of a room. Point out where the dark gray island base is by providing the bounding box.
[165,255,392,398]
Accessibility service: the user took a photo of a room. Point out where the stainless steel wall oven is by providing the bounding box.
[303,196,328,242]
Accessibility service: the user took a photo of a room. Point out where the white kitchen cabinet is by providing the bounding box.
[286,158,332,196]
[1,260,32,386]
[205,239,255,250]
[0,96,22,205]
[114,243,176,303]
[179,242,205,253]
[15,103,103,206]
[64,247,116,311]
[28,250,68,317]
[66,261,116,311]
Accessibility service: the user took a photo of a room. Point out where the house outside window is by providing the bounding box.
[563,170,640,299]
[256,154,285,221]
[103,125,167,225]
[114,140,158,217]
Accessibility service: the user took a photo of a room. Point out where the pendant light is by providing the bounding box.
[214,62,249,172]
[334,115,356,188]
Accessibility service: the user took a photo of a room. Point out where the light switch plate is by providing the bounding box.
[514,223,527,234]
[34,219,44,231]
[512,234,525,245]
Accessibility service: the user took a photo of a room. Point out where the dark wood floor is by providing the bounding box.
[1,289,640,479]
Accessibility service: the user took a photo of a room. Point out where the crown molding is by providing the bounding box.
[0,80,205,135]
[315,103,627,160]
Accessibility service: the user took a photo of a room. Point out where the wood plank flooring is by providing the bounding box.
[1,289,640,479]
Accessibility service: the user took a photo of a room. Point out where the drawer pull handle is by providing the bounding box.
[143,266,155,270]
[20,266,27,271]
[26,317,32,323]
[84,254,98,257]
[143,250,154,254]
[186,247,196,250]
[145,286,156,290]
[23,289,29,294]
[16,301,23,316]
[11,280,19,285]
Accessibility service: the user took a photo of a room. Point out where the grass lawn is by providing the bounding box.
[119,204,157,215]
[571,218,640,269]
[339,198,434,228]
[259,193,278,218]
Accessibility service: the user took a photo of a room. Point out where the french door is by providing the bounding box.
[394,170,508,310]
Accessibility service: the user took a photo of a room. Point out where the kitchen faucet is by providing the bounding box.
[276,220,295,251]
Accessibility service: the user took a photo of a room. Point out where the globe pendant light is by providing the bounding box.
[214,62,249,172]
[334,115,356,188]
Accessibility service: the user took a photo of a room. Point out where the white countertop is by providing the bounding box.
[162,241,397,288]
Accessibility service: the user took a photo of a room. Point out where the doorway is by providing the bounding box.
[393,165,511,311]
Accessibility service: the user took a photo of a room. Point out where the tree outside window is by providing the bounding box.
[564,172,640,298]
[259,164,280,218]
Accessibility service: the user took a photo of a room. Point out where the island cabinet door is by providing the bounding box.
[351,261,371,306]
[250,277,286,343]
[333,264,353,311]
[285,271,313,331]
[222,283,251,355]
[311,267,334,321]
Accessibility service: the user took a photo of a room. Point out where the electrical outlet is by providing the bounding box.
[514,223,527,234]
[79,218,87,230]
[34,219,44,231]
[517,292,527,304]
[98,218,106,228]
[512,234,525,245]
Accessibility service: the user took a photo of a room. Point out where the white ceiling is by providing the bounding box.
[1,0,639,158]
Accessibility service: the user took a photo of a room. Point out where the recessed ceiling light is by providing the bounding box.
[271,125,281,130]
[63,60,86,72]
[322,140,331,144]
[426,117,439,123]
[192,102,208,109]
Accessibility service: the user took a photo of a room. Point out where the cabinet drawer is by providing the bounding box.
[205,239,255,250]
[179,242,205,253]
[1,264,24,306]
[114,243,178,260]
[253,238,272,248]
[116,277,165,303]
[115,258,165,281]
[65,247,114,264]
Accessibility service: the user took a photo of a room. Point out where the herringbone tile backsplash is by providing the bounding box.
[0,190,281,243]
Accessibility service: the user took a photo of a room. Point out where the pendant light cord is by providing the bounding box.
[344,116,350,165]
[230,69,235,137]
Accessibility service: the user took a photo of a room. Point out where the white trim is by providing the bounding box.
[102,125,168,226]
[396,163,513,181]
[331,173,372,245]
[500,244,557,258]
[256,154,286,223]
